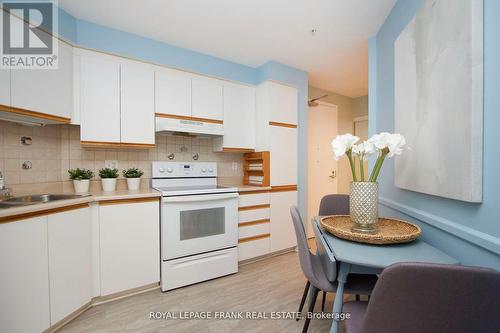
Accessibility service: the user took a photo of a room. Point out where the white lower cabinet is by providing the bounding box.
[99,200,160,296]
[237,192,271,261]
[270,191,298,252]
[48,207,92,324]
[0,216,51,333]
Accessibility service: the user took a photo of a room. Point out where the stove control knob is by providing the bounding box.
[167,168,173,173]
[208,168,214,173]
[158,168,165,173]
[201,168,207,173]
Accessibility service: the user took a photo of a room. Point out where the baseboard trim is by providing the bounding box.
[46,283,160,332]
[239,247,296,266]
[379,197,500,254]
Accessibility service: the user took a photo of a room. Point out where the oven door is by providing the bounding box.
[161,192,238,260]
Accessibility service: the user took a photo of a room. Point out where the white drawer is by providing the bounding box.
[161,247,238,291]
[239,223,270,239]
[238,208,270,223]
[238,237,270,261]
[238,192,270,207]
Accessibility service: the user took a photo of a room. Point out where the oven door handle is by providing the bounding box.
[162,192,239,203]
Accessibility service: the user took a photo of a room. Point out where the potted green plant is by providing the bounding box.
[99,168,119,192]
[68,168,94,193]
[122,168,144,190]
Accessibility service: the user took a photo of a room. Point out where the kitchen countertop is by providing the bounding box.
[0,188,161,219]
[233,184,272,193]
[0,184,274,219]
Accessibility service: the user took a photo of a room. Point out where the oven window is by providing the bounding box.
[180,207,225,240]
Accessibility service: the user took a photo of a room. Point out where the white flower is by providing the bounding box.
[352,141,377,159]
[368,132,406,158]
[331,134,359,160]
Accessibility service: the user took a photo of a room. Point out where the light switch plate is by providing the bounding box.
[105,160,118,169]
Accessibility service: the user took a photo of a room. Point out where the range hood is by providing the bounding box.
[155,114,224,136]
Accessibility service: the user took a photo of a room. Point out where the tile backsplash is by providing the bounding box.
[0,120,244,187]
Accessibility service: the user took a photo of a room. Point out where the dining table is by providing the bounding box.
[312,216,459,333]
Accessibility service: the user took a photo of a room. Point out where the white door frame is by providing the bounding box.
[307,100,338,237]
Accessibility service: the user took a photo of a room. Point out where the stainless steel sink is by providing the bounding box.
[0,194,90,209]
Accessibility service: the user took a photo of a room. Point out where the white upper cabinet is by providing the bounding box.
[191,77,224,121]
[0,217,51,333]
[259,81,297,125]
[270,125,298,186]
[47,207,92,325]
[10,20,73,119]
[79,54,121,143]
[155,67,191,117]
[121,62,155,145]
[214,83,255,151]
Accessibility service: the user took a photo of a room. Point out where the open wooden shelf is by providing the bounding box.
[243,151,270,187]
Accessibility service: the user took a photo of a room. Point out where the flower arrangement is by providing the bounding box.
[332,132,406,182]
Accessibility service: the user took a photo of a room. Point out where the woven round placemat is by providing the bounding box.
[320,215,421,245]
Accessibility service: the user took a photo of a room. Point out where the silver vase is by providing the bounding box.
[350,181,379,233]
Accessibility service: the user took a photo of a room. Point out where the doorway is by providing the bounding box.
[307,102,338,237]
[354,116,369,175]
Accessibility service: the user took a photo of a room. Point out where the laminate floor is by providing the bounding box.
[61,250,352,333]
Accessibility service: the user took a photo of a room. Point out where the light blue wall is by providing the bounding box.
[52,7,309,216]
[370,0,500,269]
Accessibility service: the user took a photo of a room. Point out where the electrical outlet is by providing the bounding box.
[232,162,238,171]
[105,160,118,169]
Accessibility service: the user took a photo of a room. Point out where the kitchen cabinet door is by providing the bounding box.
[270,125,298,186]
[121,62,155,145]
[47,206,92,324]
[79,54,121,143]
[0,217,51,333]
[268,82,297,125]
[10,23,73,120]
[270,191,298,252]
[99,200,160,296]
[155,67,191,118]
[214,83,255,151]
[191,77,223,121]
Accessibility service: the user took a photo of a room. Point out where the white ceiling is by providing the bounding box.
[59,0,395,97]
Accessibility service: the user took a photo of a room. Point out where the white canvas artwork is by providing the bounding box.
[394,0,483,202]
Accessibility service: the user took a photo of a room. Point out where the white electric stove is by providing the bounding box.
[151,162,239,291]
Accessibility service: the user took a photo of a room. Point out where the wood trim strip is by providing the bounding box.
[270,185,298,192]
[155,113,191,121]
[269,121,297,128]
[0,203,90,224]
[238,219,270,227]
[222,147,255,153]
[155,113,223,124]
[98,197,160,206]
[190,116,223,124]
[238,204,270,211]
[80,141,155,149]
[0,104,71,124]
[238,233,271,243]
[238,189,271,195]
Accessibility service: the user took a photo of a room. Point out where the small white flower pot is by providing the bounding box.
[73,179,90,193]
[126,178,141,191]
[101,178,117,192]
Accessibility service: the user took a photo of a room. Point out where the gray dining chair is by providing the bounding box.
[296,193,375,319]
[343,262,500,333]
[290,206,378,333]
